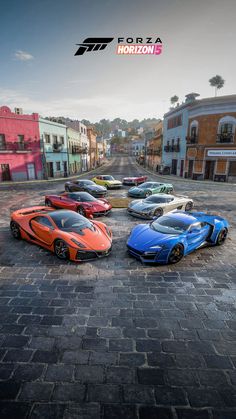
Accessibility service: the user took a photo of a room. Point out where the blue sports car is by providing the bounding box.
[127,211,229,264]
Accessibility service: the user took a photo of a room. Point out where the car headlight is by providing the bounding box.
[71,238,86,248]
[149,245,163,250]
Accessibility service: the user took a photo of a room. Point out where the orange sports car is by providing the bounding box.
[10,206,112,262]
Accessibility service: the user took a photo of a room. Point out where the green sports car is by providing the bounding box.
[128,181,173,198]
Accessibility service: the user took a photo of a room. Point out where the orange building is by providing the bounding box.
[185,95,236,182]
[146,120,163,172]
[87,127,97,170]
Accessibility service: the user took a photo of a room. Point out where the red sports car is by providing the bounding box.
[45,191,112,218]
[122,175,148,185]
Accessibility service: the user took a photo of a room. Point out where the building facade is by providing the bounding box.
[162,94,199,176]
[0,106,42,181]
[87,127,97,170]
[131,139,145,157]
[67,127,82,175]
[185,95,236,182]
[146,121,163,171]
[39,118,68,179]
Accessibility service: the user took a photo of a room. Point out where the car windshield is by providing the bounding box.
[50,210,93,233]
[151,215,188,234]
[102,176,114,180]
[69,192,96,202]
[138,182,153,189]
[145,195,172,203]
[80,180,94,185]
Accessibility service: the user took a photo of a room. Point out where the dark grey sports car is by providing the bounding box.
[64,179,107,197]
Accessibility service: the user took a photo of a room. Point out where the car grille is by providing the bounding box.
[93,210,111,216]
[76,246,111,261]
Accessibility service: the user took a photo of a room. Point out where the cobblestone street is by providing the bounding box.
[0,157,236,419]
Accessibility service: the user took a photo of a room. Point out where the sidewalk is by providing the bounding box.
[0,160,111,188]
[136,161,236,187]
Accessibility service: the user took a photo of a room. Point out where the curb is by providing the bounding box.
[134,161,236,187]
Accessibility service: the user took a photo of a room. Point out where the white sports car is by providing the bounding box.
[127,193,193,219]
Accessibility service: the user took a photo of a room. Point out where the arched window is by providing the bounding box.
[190,120,198,142]
[217,116,236,143]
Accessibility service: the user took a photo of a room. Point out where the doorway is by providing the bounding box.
[171,159,177,175]
[204,160,215,180]
[47,162,54,177]
[180,160,184,177]
[27,163,36,180]
[188,160,194,178]
[1,164,11,181]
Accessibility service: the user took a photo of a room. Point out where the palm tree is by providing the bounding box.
[209,75,225,97]
[170,95,179,106]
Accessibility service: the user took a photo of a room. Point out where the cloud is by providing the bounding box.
[0,87,165,121]
[14,50,34,61]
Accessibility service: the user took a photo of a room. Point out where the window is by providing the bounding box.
[32,216,54,228]
[45,134,50,144]
[167,114,182,129]
[60,136,64,144]
[0,134,6,149]
[56,162,61,171]
[191,126,197,137]
[53,135,58,144]
[18,135,24,143]
[220,123,233,134]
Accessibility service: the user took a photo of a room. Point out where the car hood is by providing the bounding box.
[129,200,157,212]
[128,224,180,250]
[64,225,111,250]
[88,185,106,192]
[107,180,122,185]
[129,187,146,194]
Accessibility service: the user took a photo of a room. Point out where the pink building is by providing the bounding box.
[0,106,43,181]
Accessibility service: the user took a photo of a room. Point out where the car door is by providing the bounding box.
[30,216,55,245]
[59,194,76,210]
[94,176,102,186]
[186,222,211,253]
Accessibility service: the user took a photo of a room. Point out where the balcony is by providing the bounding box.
[172,144,180,152]
[0,141,38,153]
[216,133,234,143]
[52,142,63,152]
[186,135,198,144]
[71,145,88,154]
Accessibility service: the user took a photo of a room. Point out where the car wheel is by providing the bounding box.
[145,191,152,197]
[216,228,228,245]
[105,184,109,189]
[185,201,193,211]
[45,199,52,207]
[168,244,184,264]
[65,185,70,192]
[10,221,21,240]
[153,207,163,217]
[77,206,86,217]
[54,239,69,260]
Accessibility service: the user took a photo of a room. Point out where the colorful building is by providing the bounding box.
[0,106,42,181]
[39,118,68,179]
[185,95,236,182]
[87,127,97,169]
[162,94,199,176]
[146,120,163,172]
[67,127,82,175]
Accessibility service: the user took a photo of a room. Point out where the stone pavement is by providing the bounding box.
[0,157,236,418]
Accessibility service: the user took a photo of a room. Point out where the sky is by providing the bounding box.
[0,0,236,122]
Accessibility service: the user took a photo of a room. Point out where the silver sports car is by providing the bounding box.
[127,194,193,219]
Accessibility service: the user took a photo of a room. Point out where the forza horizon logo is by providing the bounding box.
[75,36,162,56]
[74,38,114,56]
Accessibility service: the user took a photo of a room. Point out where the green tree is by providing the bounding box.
[170,95,179,106]
[209,75,225,96]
